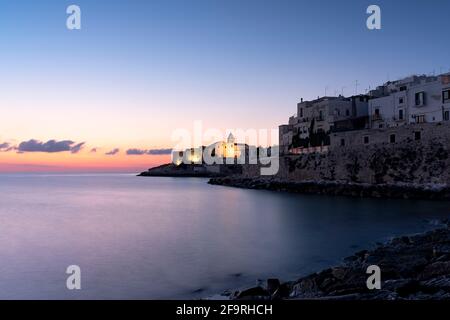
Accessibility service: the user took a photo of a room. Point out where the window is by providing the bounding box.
[444,111,449,121]
[443,90,450,103]
[379,124,383,128]
[363,136,369,144]
[345,109,350,116]
[415,131,421,141]
[400,86,407,91]
[374,108,380,116]
[398,109,404,120]
[399,97,404,104]
[300,108,303,117]
[319,110,323,121]
[389,134,396,143]
[340,138,345,146]
[416,115,426,123]
[415,92,425,106]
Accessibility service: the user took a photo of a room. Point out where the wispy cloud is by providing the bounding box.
[126,148,172,155]
[90,148,98,153]
[126,148,148,155]
[0,142,15,152]
[70,142,85,154]
[17,139,85,153]
[0,142,9,149]
[148,148,172,155]
[105,148,120,156]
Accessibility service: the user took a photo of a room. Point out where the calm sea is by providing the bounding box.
[0,173,448,299]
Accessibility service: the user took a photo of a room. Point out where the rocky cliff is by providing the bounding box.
[277,139,450,185]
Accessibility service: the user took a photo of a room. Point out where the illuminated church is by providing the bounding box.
[173,133,245,165]
[214,133,242,158]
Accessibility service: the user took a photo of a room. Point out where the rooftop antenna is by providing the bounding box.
[355,80,359,95]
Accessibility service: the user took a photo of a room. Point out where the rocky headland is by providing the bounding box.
[138,163,245,178]
[222,222,450,300]
[138,163,222,178]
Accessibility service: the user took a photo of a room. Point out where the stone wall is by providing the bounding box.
[243,122,450,185]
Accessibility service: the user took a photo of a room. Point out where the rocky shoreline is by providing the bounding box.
[208,177,450,200]
[221,222,450,300]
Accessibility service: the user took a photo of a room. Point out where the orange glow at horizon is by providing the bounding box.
[0,150,170,173]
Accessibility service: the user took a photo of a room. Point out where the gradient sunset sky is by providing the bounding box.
[1,0,449,172]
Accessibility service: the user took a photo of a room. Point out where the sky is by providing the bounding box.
[0,0,449,172]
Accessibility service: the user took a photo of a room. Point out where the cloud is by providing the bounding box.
[0,142,12,152]
[126,148,148,155]
[105,148,120,156]
[70,142,85,154]
[148,148,172,155]
[17,139,85,153]
[0,142,16,152]
[126,148,173,156]
[90,148,98,153]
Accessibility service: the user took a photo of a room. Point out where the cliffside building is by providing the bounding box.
[280,73,450,155]
[369,73,450,129]
[279,95,370,155]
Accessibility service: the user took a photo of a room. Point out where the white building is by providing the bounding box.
[369,73,450,129]
[279,95,369,154]
[279,73,450,155]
